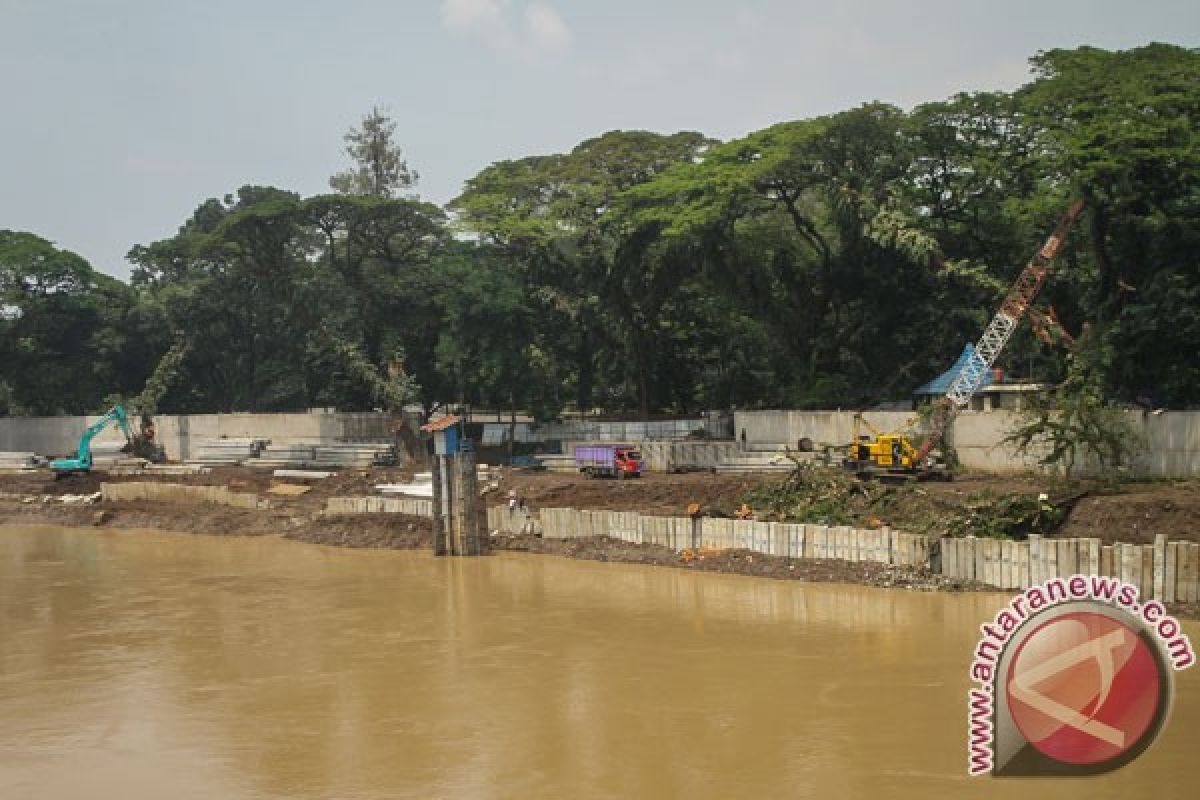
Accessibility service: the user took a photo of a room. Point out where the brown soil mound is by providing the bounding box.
[492,471,759,515]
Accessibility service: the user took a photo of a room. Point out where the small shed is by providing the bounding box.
[913,344,1050,411]
[421,414,464,456]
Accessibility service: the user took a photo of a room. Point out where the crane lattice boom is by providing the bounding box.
[916,199,1086,464]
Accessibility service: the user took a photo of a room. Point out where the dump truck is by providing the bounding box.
[575,445,643,479]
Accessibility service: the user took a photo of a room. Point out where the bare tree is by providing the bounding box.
[329,107,418,197]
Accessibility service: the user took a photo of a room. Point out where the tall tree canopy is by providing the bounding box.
[3,44,1197,419]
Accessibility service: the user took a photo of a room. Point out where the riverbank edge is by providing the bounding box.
[4,497,1198,620]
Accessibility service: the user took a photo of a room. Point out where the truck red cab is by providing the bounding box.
[575,445,643,479]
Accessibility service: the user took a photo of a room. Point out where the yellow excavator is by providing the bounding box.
[843,413,932,481]
[844,199,1086,483]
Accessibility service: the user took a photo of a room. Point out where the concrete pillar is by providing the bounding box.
[1142,545,1155,599]
[431,449,483,556]
[1016,541,1031,588]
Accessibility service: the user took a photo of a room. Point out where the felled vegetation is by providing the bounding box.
[740,464,1083,540]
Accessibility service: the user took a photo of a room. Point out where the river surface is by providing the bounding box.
[1,525,1196,799]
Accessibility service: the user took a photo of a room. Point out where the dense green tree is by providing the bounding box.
[0,231,144,414]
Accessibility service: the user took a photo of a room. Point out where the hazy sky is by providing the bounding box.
[3,0,1197,279]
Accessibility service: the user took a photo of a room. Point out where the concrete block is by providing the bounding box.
[987,539,1002,587]
[1029,535,1043,585]
[1041,538,1056,581]
[811,525,827,559]
[1017,541,1031,588]
[1055,539,1073,578]
[1180,544,1199,604]
[789,524,805,560]
[959,538,974,581]
[1119,544,1136,587]
[943,537,957,579]
[1154,534,1167,601]
[1185,544,1200,604]
[1142,545,1155,599]
[1002,540,1015,589]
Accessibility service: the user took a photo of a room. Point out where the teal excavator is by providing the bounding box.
[49,404,136,477]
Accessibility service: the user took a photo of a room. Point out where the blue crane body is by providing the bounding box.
[49,405,133,475]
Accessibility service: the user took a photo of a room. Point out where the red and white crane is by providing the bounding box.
[915,199,1087,465]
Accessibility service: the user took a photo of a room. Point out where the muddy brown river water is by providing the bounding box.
[1,524,1196,799]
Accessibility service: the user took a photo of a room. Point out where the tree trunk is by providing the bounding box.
[508,388,517,464]
[576,323,594,412]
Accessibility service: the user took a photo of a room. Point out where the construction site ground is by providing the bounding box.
[1,464,1197,545]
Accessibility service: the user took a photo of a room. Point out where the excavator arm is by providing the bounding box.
[49,405,133,475]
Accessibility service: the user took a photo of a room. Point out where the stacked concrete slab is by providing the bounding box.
[255,442,394,469]
[187,438,265,466]
[89,444,146,470]
[0,452,43,469]
[638,441,740,472]
[713,450,810,473]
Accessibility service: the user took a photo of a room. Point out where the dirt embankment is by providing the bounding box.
[488,470,757,516]
[492,533,958,591]
[4,465,1199,545]
[4,465,1200,614]
[493,469,1200,544]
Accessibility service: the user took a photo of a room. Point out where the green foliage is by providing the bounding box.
[1004,337,1145,478]
[132,337,190,416]
[944,491,1069,540]
[741,464,864,526]
[0,231,146,414]
[3,44,1197,423]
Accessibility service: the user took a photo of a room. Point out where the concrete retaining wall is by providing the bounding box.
[938,533,1200,601]
[99,481,270,510]
[323,496,433,517]
[486,506,930,566]
[638,441,741,472]
[0,411,397,462]
[490,504,1199,602]
[734,409,1200,477]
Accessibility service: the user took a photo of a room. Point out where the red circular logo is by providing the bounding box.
[1005,611,1162,766]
